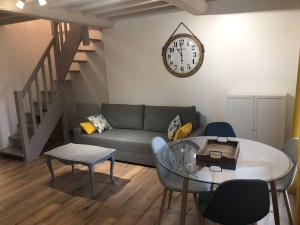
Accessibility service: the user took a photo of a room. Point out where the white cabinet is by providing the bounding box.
[226,94,286,149]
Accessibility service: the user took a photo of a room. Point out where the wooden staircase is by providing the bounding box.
[69,30,102,78]
[0,21,93,162]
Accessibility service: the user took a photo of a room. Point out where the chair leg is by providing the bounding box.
[283,190,294,225]
[158,188,168,225]
[270,181,280,225]
[193,193,203,223]
[167,191,173,209]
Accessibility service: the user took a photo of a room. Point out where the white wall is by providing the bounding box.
[0,20,52,148]
[103,10,300,137]
[63,40,109,128]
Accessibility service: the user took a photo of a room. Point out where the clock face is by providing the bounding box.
[162,34,204,77]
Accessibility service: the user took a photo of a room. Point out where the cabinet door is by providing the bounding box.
[255,96,286,149]
[226,96,254,140]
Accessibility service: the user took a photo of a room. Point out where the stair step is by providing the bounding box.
[73,59,87,63]
[16,125,34,137]
[25,112,41,124]
[89,38,102,42]
[18,123,34,130]
[9,134,21,141]
[69,69,80,73]
[0,147,24,158]
[33,102,48,111]
[41,90,56,99]
[9,135,22,147]
[77,49,96,53]
[88,30,102,40]
[41,90,54,95]
[79,41,95,49]
[64,74,72,81]
[34,111,46,117]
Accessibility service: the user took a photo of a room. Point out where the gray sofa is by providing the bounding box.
[73,103,206,166]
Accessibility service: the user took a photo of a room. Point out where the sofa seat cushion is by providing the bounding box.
[101,104,145,130]
[78,129,167,155]
[144,105,197,133]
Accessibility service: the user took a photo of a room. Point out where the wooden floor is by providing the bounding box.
[0,156,296,225]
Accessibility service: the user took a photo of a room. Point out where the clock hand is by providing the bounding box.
[176,48,183,63]
[180,45,183,63]
[176,48,182,55]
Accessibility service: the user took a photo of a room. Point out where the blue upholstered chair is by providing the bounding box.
[198,179,270,225]
[273,137,298,225]
[204,122,236,137]
[151,137,210,225]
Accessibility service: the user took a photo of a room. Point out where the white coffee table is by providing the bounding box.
[44,143,116,198]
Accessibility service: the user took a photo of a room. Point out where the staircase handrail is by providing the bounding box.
[22,37,55,96]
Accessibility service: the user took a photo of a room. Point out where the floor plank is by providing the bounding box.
[0,156,295,225]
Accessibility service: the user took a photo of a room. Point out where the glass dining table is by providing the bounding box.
[155,136,293,225]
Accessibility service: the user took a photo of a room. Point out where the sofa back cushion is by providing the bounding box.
[144,105,198,133]
[101,103,145,130]
[76,103,100,123]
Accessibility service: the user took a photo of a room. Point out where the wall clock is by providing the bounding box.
[162,23,205,78]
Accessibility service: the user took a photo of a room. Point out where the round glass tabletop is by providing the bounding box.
[156,136,293,184]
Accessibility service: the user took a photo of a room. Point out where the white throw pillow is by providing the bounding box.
[88,114,112,133]
[168,115,182,140]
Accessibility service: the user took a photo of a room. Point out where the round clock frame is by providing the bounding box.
[162,33,205,78]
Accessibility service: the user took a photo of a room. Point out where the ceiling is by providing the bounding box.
[0,0,299,27]
[0,0,208,28]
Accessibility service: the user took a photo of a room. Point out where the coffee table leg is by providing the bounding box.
[46,157,55,186]
[271,181,280,225]
[71,164,75,175]
[110,154,116,184]
[89,164,95,199]
[180,177,189,225]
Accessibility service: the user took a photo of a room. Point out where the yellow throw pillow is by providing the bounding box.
[80,122,96,135]
[174,123,193,141]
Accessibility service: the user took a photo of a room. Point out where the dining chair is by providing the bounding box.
[273,137,298,225]
[198,179,270,225]
[204,122,236,137]
[151,137,210,224]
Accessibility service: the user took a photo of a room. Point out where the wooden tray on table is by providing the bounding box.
[196,138,240,170]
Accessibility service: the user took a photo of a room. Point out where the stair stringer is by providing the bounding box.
[25,93,64,161]
[56,23,85,82]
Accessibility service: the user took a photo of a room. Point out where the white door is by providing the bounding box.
[226,96,254,140]
[255,96,286,149]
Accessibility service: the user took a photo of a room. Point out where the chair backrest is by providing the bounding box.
[151,137,167,155]
[283,137,299,164]
[151,137,171,187]
[203,179,270,225]
[204,122,236,137]
[282,137,299,188]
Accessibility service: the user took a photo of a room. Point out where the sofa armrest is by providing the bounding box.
[73,127,83,141]
[189,127,205,137]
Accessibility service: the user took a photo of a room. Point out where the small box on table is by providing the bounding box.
[196,138,240,170]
